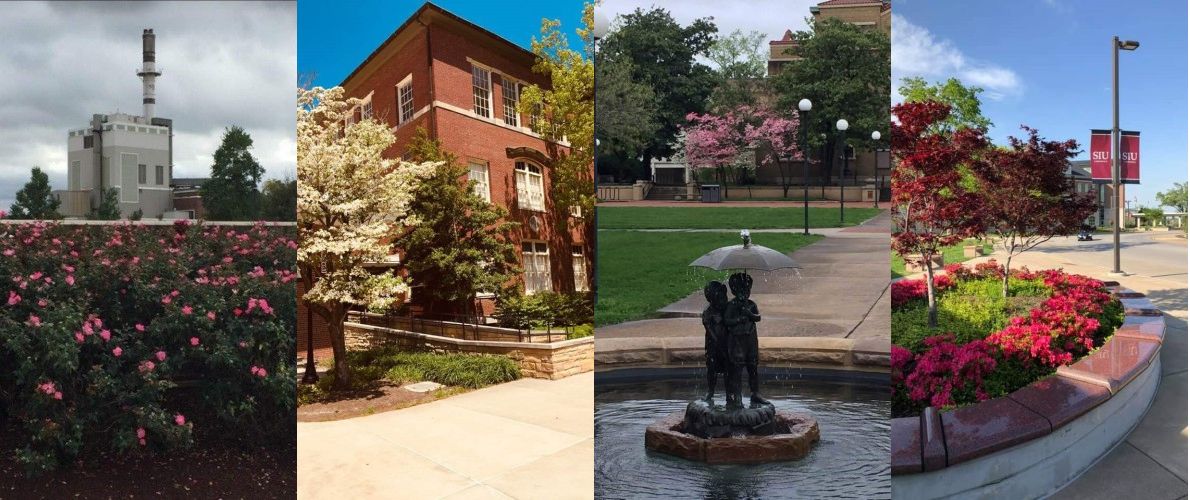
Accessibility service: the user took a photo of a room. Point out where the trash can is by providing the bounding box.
[700,184,721,203]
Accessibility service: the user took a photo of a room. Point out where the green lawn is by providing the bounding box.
[596,231,823,326]
[891,239,993,278]
[597,206,880,230]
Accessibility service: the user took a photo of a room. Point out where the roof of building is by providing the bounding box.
[339,1,536,88]
[1068,160,1092,179]
[171,177,209,187]
[817,0,891,10]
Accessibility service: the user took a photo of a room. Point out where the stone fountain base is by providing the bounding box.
[645,401,820,464]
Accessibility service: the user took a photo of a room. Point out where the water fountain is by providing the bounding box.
[643,231,820,464]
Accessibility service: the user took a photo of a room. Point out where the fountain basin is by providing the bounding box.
[646,406,819,464]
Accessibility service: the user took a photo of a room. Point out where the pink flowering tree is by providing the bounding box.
[685,105,800,199]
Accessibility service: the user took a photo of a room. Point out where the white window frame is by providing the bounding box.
[361,94,373,121]
[515,161,545,212]
[396,74,414,125]
[522,241,551,294]
[471,65,492,118]
[572,246,588,292]
[468,161,491,202]
[501,75,520,127]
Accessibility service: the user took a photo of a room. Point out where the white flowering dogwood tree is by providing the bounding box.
[297,86,435,387]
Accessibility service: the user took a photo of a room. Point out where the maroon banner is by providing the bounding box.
[1088,129,1140,184]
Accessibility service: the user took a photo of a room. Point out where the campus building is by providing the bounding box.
[298,2,590,355]
[57,29,177,219]
[1069,160,1129,228]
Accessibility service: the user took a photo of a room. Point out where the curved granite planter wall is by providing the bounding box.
[891,283,1166,499]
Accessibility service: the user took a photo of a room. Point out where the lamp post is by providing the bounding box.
[1111,36,1138,275]
[799,98,812,235]
[871,130,881,209]
[836,119,849,224]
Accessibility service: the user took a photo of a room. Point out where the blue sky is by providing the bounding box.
[893,0,1187,208]
[298,0,584,89]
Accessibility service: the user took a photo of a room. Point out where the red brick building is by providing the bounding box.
[298,3,590,357]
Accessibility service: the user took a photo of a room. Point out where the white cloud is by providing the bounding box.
[0,1,296,209]
[891,13,1021,101]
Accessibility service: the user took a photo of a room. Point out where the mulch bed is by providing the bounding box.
[298,381,464,422]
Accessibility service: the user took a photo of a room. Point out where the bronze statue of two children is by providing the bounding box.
[702,272,768,410]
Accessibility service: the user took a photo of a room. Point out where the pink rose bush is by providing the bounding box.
[892,261,1122,417]
[0,221,295,473]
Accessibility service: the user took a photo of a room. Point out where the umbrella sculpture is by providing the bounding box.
[689,230,799,273]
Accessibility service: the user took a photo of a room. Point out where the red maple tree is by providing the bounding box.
[891,100,988,327]
[977,127,1097,296]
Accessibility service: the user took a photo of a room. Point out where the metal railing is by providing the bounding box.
[350,311,576,343]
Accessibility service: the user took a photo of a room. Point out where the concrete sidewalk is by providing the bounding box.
[298,373,594,500]
[928,241,1187,499]
[597,211,891,341]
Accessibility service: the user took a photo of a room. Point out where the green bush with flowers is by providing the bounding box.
[0,220,296,473]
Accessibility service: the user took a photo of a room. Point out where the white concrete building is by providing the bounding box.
[57,29,175,218]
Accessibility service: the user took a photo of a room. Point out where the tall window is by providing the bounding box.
[468,161,490,202]
[155,165,164,185]
[528,102,544,130]
[501,76,520,127]
[361,98,373,120]
[472,65,492,118]
[572,246,588,292]
[522,241,551,294]
[397,77,414,124]
[138,164,147,184]
[515,161,545,211]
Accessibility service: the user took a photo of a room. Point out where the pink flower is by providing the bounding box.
[189,337,200,347]
[233,308,243,317]
[99,330,111,341]
[53,392,62,400]
[155,351,167,362]
[74,332,84,343]
[135,323,145,332]
[29,272,42,280]
[238,341,247,348]
[174,414,186,426]
[37,299,47,307]
[161,295,172,305]
[206,311,216,321]
[26,315,40,327]
[112,346,122,357]
[170,290,179,297]
[257,367,267,377]
[65,275,75,286]
[138,360,156,373]
[136,427,146,439]
[181,305,193,315]
[6,291,19,305]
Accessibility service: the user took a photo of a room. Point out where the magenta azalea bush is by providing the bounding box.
[0,220,296,473]
[892,261,1122,417]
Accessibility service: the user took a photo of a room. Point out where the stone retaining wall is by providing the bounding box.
[890,284,1166,499]
[344,322,593,380]
[595,336,890,373]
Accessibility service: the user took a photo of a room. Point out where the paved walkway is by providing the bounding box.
[298,372,594,500]
[922,235,1187,499]
[600,200,891,208]
[597,211,891,341]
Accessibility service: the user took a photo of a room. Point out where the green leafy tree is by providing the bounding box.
[399,128,520,315]
[706,29,767,111]
[595,51,659,180]
[597,6,718,178]
[770,17,890,184]
[899,77,992,133]
[1156,182,1187,212]
[260,177,297,221]
[519,2,595,288]
[202,126,265,221]
[92,186,121,220]
[1138,206,1165,227]
[9,167,61,219]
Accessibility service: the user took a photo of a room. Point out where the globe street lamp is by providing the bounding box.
[836,118,849,225]
[798,98,812,235]
[1111,36,1138,275]
[871,130,881,209]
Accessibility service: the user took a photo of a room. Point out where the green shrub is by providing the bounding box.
[566,324,594,340]
[314,347,522,397]
[495,291,592,329]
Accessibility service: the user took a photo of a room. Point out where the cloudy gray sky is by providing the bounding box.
[598,0,820,53]
[0,1,296,209]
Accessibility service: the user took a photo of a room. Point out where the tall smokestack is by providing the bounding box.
[136,29,161,121]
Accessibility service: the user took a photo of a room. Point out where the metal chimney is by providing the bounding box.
[136,29,161,121]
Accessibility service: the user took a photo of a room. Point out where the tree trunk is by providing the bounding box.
[326,307,350,389]
[924,259,938,329]
[1001,255,1013,298]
